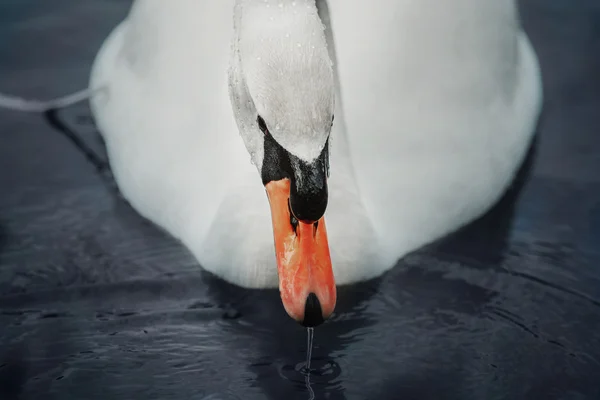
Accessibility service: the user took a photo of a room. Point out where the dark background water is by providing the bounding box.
[1,1,599,399]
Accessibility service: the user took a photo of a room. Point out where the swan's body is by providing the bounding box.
[89,0,542,303]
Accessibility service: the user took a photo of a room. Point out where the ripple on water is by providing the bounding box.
[278,356,342,387]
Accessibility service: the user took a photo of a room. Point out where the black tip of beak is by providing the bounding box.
[301,292,325,327]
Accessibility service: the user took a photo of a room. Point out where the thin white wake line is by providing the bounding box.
[0,86,103,112]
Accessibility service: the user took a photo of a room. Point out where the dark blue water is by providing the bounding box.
[1,1,600,399]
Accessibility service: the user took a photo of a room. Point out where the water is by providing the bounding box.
[1,0,600,399]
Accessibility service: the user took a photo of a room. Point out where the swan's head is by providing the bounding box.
[229,0,336,327]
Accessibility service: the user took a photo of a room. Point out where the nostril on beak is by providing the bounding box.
[301,292,325,327]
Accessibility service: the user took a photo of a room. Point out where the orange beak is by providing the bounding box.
[265,179,336,326]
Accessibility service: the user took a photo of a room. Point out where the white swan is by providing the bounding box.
[87,0,542,325]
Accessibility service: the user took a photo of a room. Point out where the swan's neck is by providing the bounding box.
[231,0,327,72]
[229,0,335,164]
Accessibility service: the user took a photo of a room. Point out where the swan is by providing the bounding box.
[84,0,542,326]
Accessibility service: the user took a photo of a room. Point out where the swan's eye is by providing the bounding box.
[257,115,268,134]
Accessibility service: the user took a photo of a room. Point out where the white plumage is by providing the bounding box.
[88,0,542,288]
